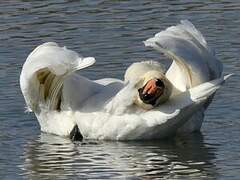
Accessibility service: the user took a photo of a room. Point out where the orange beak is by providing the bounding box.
[138,78,165,105]
[143,79,163,95]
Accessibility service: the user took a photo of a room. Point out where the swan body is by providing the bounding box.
[20,20,230,140]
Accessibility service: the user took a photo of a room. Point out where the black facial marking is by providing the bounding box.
[156,79,164,87]
[138,87,159,106]
[138,79,165,106]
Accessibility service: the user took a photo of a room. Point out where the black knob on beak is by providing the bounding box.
[155,79,164,88]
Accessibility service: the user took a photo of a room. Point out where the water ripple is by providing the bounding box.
[0,0,240,179]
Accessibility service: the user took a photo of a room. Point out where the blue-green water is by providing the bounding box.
[0,1,239,179]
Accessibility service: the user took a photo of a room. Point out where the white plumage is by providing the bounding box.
[20,20,231,140]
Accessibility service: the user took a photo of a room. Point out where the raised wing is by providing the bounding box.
[20,42,95,112]
[144,20,223,92]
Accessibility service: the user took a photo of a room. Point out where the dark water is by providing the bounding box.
[0,0,239,179]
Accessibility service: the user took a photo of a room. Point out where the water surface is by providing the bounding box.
[0,0,239,179]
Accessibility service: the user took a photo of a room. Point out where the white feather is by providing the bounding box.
[20,21,231,139]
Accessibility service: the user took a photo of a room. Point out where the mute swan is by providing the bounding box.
[20,20,231,140]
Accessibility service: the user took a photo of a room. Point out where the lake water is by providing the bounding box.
[0,0,239,179]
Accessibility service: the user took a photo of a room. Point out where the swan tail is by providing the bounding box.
[20,42,95,113]
[144,20,223,89]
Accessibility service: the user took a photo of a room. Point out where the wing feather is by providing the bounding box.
[20,42,95,112]
[144,20,223,91]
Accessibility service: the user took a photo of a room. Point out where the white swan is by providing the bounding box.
[20,20,231,140]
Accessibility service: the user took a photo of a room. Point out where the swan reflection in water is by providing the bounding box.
[20,133,217,179]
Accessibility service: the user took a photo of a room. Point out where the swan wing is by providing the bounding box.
[20,42,96,112]
[139,75,229,139]
[75,75,230,140]
[144,20,223,91]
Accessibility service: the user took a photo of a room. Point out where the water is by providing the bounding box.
[0,0,239,179]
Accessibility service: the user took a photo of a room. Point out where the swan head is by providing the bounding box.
[134,70,172,110]
[124,61,172,110]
